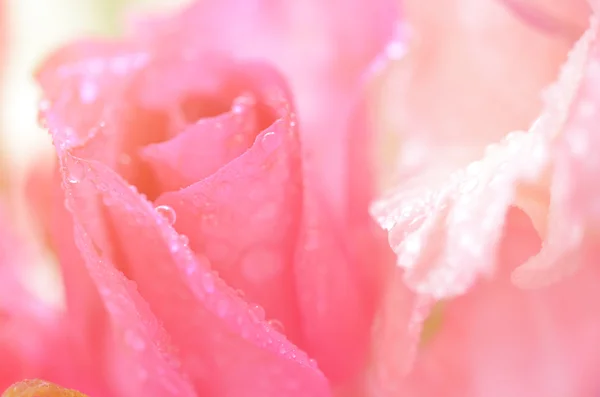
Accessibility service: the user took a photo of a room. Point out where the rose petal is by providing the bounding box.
[63,155,330,397]
[139,93,259,191]
[47,177,112,385]
[155,77,303,342]
[138,59,283,193]
[68,214,198,397]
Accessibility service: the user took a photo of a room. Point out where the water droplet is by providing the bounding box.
[260,131,281,153]
[124,329,146,351]
[155,205,176,225]
[179,234,189,246]
[249,304,265,322]
[232,93,256,113]
[201,213,217,228]
[38,99,51,113]
[65,157,87,184]
[37,100,51,128]
[184,262,196,275]
[202,272,215,293]
[308,358,318,368]
[267,319,285,334]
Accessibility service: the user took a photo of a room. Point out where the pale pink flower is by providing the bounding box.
[369,1,600,396]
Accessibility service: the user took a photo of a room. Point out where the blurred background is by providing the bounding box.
[0,0,190,188]
[0,0,191,306]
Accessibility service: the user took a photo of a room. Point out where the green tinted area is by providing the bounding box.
[420,301,445,346]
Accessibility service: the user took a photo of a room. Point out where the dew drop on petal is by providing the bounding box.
[38,99,51,113]
[155,205,176,225]
[37,100,51,128]
[202,272,215,293]
[184,262,196,275]
[260,131,281,153]
[249,304,265,322]
[65,157,87,184]
[267,319,285,334]
[179,234,189,246]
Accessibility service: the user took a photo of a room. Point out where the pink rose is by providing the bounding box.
[369,0,600,395]
[4,0,399,396]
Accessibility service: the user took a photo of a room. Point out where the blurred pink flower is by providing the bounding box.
[2,0,399,396]
[0,205,93,393]
[369,0,600,396]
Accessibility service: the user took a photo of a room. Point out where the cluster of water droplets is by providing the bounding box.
[147,200,316,368]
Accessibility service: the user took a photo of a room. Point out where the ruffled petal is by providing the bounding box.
[512,16,600,287]
[371,8,597,299]
[499,0,590,38]
[372,0,582,178]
